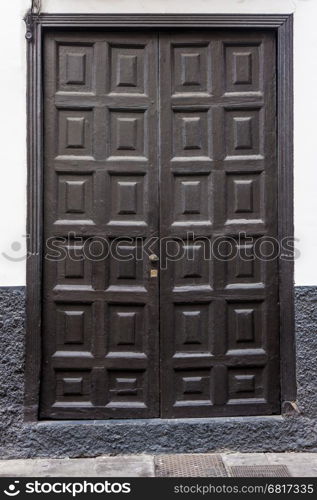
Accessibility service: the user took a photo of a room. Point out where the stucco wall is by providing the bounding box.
[0,0,316,286]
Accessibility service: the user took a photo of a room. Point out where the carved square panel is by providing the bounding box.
[108,173,147,225]
[228,367,266,403]
[172,109,212,159]
[107,304,146,354]
[226,172,263,223]
[57,173,94,223]
[106,370,146,407]
[224,237,264,289]
[58,43,94,93]
[226,300,264,352]
[108,109,147,159]
[55,240,94,288]
[173,240,212,289]
[225,108,262,158]
[225,44,261,93]
[172,174,212,225]
[55,370,92,405]
[58,109,94,158]
[174,303,213,354]
[174,369,212,405]
[108,239,145,288]
[109,44,147,94]
[172,43,211,94]
[55,302,94,352]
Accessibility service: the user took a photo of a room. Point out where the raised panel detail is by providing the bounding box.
[181,181,201,214]
[174,303,213,353]
[174,241,212,288]
[234,179,253,213]
[172,174,211,226]
[174,370,212,405]
[58,44,94,93]
[117,55,137,87]
[183,117,202,150]
[65,311,85,344]
[66,117,85,148]
[57,173,94,224]
[235,309,254,342]
[234,53,252,85]
[58,109,93,158]
[65,255,85,280]
[226,173,263,222]
[234,117,253,150]
[108,174,146,225]
[107,304,145,353]
[182,54,201,86]
[55,370,92,405]
[116,313,136,345]
[108,110,146,158]
[56,303,93,351]
[228,368,265,402]
[118,181,137,214]
[54,240,94,287]
[114,377,138,396]
[225,44,260,93]
[109,45,146,94]
[116,118,138,150]
[65,181,86,213]
[172,44,211,94]
[224,238,263,288]
[183,376,204,394]
[109,240,145,287]
[107,370,146,407]
[173,109,211,159]
[66,54,86,84]
[225,108,261,158]
[227,301,264,351]
[63,377,83,395]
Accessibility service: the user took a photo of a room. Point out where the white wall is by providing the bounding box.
[0,0,315,286]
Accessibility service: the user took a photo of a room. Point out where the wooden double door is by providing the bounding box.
[40,29,280,419]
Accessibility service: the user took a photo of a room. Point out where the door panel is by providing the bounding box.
[159,31,279,417]
[40,29,279,420]
[40,32,159,419]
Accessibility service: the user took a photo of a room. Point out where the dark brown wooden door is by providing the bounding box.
[159,31,279,417]
[41,31,159,419]
[40,30,279,419]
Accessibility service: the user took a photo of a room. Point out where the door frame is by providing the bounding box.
[24,13,295,422]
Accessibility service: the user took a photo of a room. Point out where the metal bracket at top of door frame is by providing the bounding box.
[24,0,42,42]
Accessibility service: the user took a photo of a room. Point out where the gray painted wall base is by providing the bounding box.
[0,286,316,458]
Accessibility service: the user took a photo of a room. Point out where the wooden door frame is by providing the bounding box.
[24,13,295,422]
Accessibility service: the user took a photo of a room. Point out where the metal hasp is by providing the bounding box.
[24,1,41,42]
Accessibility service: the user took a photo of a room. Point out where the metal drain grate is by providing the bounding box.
[155,454,228,477]
[229,465,291,477]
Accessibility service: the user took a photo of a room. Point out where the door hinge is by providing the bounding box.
[24,1,41,42]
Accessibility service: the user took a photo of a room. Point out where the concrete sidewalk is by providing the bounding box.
[0,454,316,477]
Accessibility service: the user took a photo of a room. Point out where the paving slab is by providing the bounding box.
[222,453,269,467]
[265,454,317,477]
[94,456,155,477]
[266,453,317,465]
[0,456,155,477]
